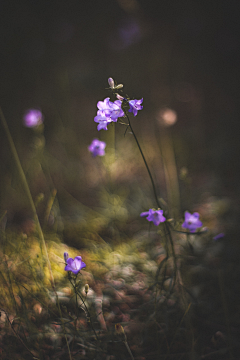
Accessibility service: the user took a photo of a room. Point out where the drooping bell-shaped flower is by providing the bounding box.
[64,255,86,275]
[181,211,202,233]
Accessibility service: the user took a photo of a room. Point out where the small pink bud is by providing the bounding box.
[116,93,124,101]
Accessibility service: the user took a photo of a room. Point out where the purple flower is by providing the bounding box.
[97,120,112,131]
[94,111,112,130]
[110,100,125,121]
[97,98,113,118]
[140,209,166,226]
[128,98,143,116]
[213,232,225,241]
[23,109,44,128]
[182,211,203,233]
[88,139,106,157]
[94,97,124,130]
[64,256,86,275]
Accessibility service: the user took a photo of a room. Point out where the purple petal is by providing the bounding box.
[192,212,200,219]
[66,258,74,265]
[140,211,150,217]
[213,232,225,240]
[80,261,86,269]
[97,98,110,110]
[184,211,191,221]
[97,121,109,131]
[74,256,82,261]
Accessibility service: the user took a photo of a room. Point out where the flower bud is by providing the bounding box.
[85,284,89,295]
[115,323,124,335]
[115,323,126,341]
[108,77,115,89]
[116,93,124,101]
[64,252,69,262]
[115,84,123,89]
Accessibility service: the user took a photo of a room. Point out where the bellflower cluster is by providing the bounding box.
[94,97,125,131]
[140,209,166,226]
[93,78,143,132]
[181,211,203,233]
[88,139,106,157]
[64,254,86,275]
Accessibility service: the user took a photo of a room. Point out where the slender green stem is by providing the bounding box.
[69,277,99,341]
[124,340,135,360]
[77,291,99,341]
[125,112,160,209]
[125,111,177,284]
[0,106,72,360]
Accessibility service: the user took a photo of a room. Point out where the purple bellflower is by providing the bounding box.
[140,209,166,226]
[94,97,124,130]
[97,98,113,117]
[182,211,203,233]
[23,109,44,128]
[110,100,125,120]
[94,110,112,130]
[88,139,106,157]
[128,98,143,116]
[64,255,86,275]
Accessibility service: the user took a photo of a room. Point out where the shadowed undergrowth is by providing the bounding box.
[1,82,240,359]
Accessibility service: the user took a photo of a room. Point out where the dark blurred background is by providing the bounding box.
[0,0,239,224]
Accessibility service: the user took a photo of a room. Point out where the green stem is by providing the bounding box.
[69,277,99,341]
[124,340,135,360]
[126,113,160,209]
[125,111,177,286]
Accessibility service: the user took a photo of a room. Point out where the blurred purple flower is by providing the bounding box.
[64,256,86,275]
[213,232,225,241]
[88,139,106,157]
[23,109,44,128]
[64,252,69,262]
[182,211,202,233]
[140,209,166,226]
[128,99,143,116]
